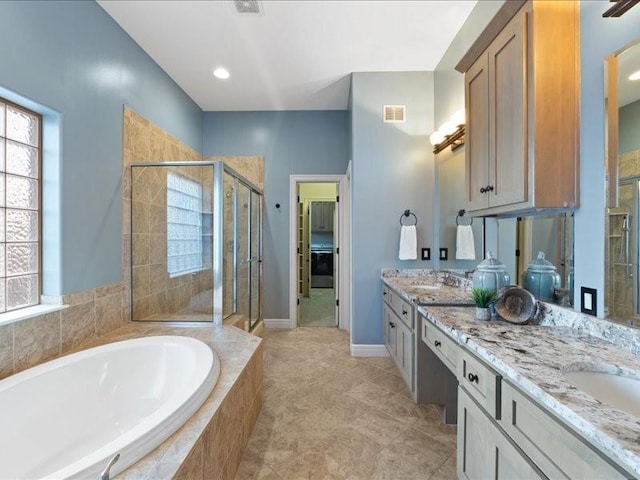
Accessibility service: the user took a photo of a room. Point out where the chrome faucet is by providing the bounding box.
[100,453,120,480]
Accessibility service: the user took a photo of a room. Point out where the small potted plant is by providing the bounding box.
[471,287,498,320]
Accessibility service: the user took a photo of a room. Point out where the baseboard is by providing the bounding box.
[264,318,292,329]
[350,344,389,357]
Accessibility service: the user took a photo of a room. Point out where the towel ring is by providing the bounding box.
[400,209,418,226]
[456,209,473,226]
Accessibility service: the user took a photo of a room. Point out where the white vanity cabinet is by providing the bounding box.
[456,349,544,480]
[382,285,415,393]
[458,387,544,480]
[499,381,631,480]
[421,315,457,374]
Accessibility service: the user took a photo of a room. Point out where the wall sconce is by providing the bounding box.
[430,109,466,154]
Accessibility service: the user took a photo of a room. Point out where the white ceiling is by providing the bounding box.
[97,0,478,111]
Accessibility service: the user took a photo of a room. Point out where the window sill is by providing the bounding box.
[0,304,68,327]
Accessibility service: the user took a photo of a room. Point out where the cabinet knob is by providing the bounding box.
[480,187,487,194]
[390,322,396,328]
[467,373,479,383]
[434,340,441,348]
[486,185,494,192]
[383,291,387,296]
[402,309,408,316]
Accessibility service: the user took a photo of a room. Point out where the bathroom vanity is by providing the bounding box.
[382,270,640,479]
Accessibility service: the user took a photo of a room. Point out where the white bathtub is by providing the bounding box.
[0,335,219,480]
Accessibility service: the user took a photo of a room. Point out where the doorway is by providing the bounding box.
[289,174,350,331]
[298,185,338,326]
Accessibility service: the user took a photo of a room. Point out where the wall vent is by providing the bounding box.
[383,105,406,123]
[233,0,262,14]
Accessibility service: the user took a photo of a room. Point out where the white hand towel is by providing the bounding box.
[456,224,476,260]
[399,225,417,260]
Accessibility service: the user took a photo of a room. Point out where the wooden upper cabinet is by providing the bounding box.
[460,0,579,216]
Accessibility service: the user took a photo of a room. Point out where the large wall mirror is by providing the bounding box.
[605,39,640,325]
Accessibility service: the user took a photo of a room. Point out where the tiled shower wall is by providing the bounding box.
[123,107,206,320]
[123,108,264,322]
[607,149,640,319]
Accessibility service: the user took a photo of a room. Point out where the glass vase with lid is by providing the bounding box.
[521,251,561,302]
[472,251,511,292]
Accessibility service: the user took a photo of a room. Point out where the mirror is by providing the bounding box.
[605,39,640,325]
[498,214,574,307]
[437,148,574,306]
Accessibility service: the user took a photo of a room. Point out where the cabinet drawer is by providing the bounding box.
[422,316,457,374]
[499,381,631,480]
[384,286,414,329]
[458,350,502,419]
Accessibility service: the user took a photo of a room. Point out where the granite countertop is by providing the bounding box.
[420,305,640,477]
[382,271,475,306]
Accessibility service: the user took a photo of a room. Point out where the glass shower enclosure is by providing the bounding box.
[129,161,262,329]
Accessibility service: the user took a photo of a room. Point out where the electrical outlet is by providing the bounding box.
[421,248,431,261]
[580,287,597,316]
[439,248,448,261]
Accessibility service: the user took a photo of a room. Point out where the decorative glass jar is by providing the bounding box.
[472,251,511,292]
[521,251,561,302]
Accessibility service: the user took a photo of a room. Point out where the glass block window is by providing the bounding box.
[167,173,203,277]
[0,99,41,312]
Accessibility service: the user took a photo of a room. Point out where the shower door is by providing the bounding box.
[249,190,262,330]
[234,184,262,329]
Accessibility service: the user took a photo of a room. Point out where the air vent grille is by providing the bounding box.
[383,105,406,123]
[234,0,262,14]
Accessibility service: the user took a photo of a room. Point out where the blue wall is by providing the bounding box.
[0,1,202,295]
[432,1,504,270]
[351,72,434,345]
[202,111,349,319]
[576,2,640,316]
[620,99,640,154]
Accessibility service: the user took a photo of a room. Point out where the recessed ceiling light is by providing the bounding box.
[629,70,640,81]
[213,67,230,80]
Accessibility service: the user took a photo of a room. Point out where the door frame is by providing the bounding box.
[289,174,350,331]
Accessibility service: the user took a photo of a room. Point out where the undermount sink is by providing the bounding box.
[414,285,441,290]
[564,370,640,417]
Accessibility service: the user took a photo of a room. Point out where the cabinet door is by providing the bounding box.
[395,318,414,391]
[487,9,527,208]
[382,303,396,357]
[465,52,491,211]
[458,388,544,480]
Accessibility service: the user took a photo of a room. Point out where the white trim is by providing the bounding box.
[264,318,292,329]
[350,344,390,357]
[289,174,351,332]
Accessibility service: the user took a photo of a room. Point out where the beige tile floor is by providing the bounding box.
[234,327,457,480]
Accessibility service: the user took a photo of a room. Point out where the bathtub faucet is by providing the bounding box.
[100,453,120,480]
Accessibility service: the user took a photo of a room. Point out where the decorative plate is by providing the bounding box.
[495,286,538,324]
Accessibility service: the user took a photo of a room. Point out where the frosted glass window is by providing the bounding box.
[0,98,41,313]
[167,172,203,277]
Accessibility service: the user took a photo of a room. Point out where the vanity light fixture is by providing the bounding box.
[430,109,466,154]
[629,70,640,81]
[213,67,230,80]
